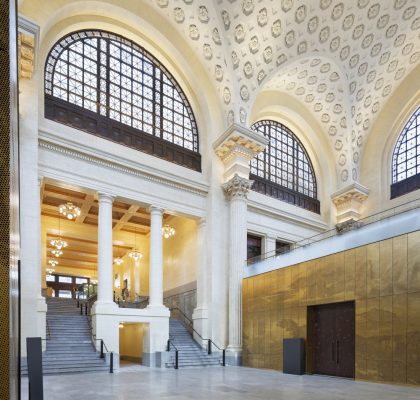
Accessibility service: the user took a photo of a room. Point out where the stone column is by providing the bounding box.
[192,219,209,344]
[213,123,268,365]
[223,175,253,363]
[148,206,164,309]
[96,192,115,306]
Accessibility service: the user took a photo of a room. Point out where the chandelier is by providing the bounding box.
[59,202,81,220]
[50,238,68,250]
[48,259,58,267]
[162,224,176,239]
[113,245,124,266]
[46,268,55,279]
[128,251,143,262]
[51,249,63,257]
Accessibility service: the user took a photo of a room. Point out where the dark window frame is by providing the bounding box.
[390,106,420,199]
[44,29,201,172]
[250,120,320,214]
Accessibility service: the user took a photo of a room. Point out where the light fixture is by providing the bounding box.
[58,202,81,220]
[51,249,63,257]
[162,224,176,239]
[113,245,124,266]
[128,250,143,261]
[129,228,143,262]
[91,279,98,285]
[50,238,68,250]
[119,323,124,329]
[46,268,55,275]
[48,259,58,267]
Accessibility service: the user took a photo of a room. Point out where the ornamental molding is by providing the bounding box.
[331,182,369,223]
[213,123,268,162]
[18,15,39,79]
[222,174,253,201]
[38,138,209,197]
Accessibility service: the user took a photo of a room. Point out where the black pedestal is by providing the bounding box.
[283,338,305,375]
[27,337,44,399]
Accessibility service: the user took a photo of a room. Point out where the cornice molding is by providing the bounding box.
[18,15,39,79]
[38,137,209,197]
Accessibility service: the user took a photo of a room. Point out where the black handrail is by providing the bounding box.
[92,336,114,373]
[166,339,179,369]
[170,307,225,366]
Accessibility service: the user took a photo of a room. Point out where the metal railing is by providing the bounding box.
[170,307,226,366]
[166,338,179,369]
[246,198,420,266]
[93,336,114,373]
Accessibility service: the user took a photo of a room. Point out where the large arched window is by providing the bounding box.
[250,120,320,213]
[45,30,200,171]
[391,106,420,199]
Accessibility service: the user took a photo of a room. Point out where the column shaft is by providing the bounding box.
[148,206,164,307]
[97,193,114,304]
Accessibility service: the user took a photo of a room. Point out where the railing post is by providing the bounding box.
[80,304,82,315]
[222,349,226,367]
[175,350,179,370]
[208,340,212,355]
[110,352,114,373]
[167,340,170,352]
[100,340,104,359]
[85,303,88,315]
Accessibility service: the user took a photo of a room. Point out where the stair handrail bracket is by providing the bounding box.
[169,307,226,367]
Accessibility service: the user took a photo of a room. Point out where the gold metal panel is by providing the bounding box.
[392,361,407,384]
[298,262,307,306]
[289,266,300,306]
[344,249,356,300]
[355,358,367,380]
[392,235,408,295]
[392,293,407,363]
[298,306,307,338]
[366,243,380,298]
[377,360,393,382]
[366,359,379,381]
[306,260,317,304]
[379,296,393,360]
[355,246,367,299]
[355,299,367,361]
[379,239,393,296]
[316,257,327,301]
[366,297,380,360]
[333,252,346,301]
[408,231,420,293]
[283,267,293,306]
[407,363,420,385]
[407,292,420,364]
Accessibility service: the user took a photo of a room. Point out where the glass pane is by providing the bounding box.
[59,290,72,298]
[58,276,72,283]
[75,277,88,285]
[46,275,55,282]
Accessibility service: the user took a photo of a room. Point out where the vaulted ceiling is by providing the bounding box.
[151,0,420,184]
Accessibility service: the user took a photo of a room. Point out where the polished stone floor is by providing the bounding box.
[21,365,420,400]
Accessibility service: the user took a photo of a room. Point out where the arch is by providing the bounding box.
[44,29,201,171]
[250,119,320,214]
[390,106,420,199]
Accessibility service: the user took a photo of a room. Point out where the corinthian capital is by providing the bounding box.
[222,174,253,201]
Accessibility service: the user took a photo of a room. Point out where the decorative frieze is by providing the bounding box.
[331,182,369,224]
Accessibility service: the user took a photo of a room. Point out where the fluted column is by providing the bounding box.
[223,174,253,362]
[192,219,209,341]
[148,206,164,308]
[97,192,114,305]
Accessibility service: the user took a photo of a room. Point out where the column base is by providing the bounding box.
[91,301,118,314]
[226,347,242,366]
[146,304,170,316]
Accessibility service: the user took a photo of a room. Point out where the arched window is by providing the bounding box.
[250,120,320,213]
[45,30,200,171]
[391,106,420,199]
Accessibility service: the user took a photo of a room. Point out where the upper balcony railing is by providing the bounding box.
[246,198,420,266]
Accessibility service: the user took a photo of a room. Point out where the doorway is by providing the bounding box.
[307,301,355,379]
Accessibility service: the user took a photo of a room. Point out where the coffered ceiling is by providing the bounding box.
[151,0,420,183]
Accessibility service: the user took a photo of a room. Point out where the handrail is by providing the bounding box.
[166,339,179,369]
[170,307,226,366]
[46,318,51,340]
[92,335,114,373]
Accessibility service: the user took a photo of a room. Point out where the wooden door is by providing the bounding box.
[307,301,355,378]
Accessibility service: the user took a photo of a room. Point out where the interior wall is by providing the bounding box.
[163,216,197,292]
[119,323,145,363]
[243,230,420,386]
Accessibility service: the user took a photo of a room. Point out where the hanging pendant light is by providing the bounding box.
[51,249,63,257]
[162,224,176,239]
[113,245,124,266]
[128,227,143,261]
[48,259,58,267]
[58,201,81,220]
[50,238,68,250]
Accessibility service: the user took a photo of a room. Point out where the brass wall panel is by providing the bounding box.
[380,240,393,296]
[408,231,420,293]
[367,243,380,298]
[393,235,408,295]
[243,231,420,385]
